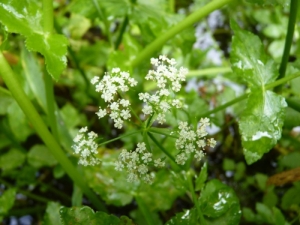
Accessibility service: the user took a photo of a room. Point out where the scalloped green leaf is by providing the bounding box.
[59,206,133,225]
[0,0,68,79]
[230,20,287,164]
[199,179,241,224]
[165,208,198,225]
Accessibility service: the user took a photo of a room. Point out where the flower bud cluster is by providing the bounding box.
[139,55,188,124]
[72,127,100,166]
[114,142,165,184]
[175,118,216,165]
[91,68,138,129]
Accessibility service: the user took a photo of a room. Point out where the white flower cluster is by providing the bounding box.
[175,118,216,165]
[114,142,165,184]
[139,55,188,124]
[91,68,138,129]
[72,127,101,166]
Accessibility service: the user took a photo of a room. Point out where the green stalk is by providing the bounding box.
[187,171,206,224]
[135,195,156,225]
[42,0,59,141]
[44,72,59,140]
[147,132,185,171]
[131,0,234,67]
[187,67,232,78]
[0,178,50,204]
[98,130,141,146]
[91,0,113,48]
[115,15,129,50]
[43,0,53,33]
[0,52,106,211]
[275,0,298,92]
[198,72,300,118]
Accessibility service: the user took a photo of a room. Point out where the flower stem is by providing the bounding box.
[98,130,141,146]
[198,72,300,119]
[131,0,235,67]
[275,0,298,92]
[187,67,232,78]
[0,52,106,212]
[187,171,206,224]
[135,195,156,225]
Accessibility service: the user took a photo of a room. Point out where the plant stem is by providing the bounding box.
[0,52,106,212]
[98,130,141,146]
[187,171,206,224]
[275,0,298,92]
[91,0,113,48]
[135,195,156,225]
[44,72,59,141]
[115,15,129,50]
[187,67,232,78]
[131,0,234,67]
[198,72,300,118]
[147,132,184,170]
[43,0,53,33]
[0,178,50,204]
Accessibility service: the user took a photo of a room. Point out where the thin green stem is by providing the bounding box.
[0,52,106,211]
[187,171,206,224]
[115,15,129,50]
[147,132,184,170]
[135,195,156,225]
[131,0,234,67]
[198,72,300,119]
[187,67,232,78]
[98,130,141,146]
[149,127,178,139]
[275,0,298,92]
[91,0,113,48]
[44,72,59,141]
[43,0,53,33]
[0,178,50,204]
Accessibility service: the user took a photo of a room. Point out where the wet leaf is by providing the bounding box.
[0,0,68,79]
[59,206,133,225]
[199,179,241,224]
[231,20,286,164]
[165,208,199,225]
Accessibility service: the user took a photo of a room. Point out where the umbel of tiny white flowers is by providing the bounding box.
[175,118,216,165]
[114,142,165,184]
[139,55,188,124]
[91,68,138,129]
[72,127,101,166]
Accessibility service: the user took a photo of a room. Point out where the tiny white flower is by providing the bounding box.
[91,76,99,85]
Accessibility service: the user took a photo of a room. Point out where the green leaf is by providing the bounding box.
[230,20,287,164]
[281,184,300,209]
[195,162,207,191]
[59,206,132,225]
[199,179,241,224]
[0,188,16,220]
[165,208,198,225]
[42,202,62,225]
[0,0,68,79]
[7,101,33,141]
[21,47,47,111]
[0,148,26,171]
[0,87,13,115]
[27,144,57,168]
